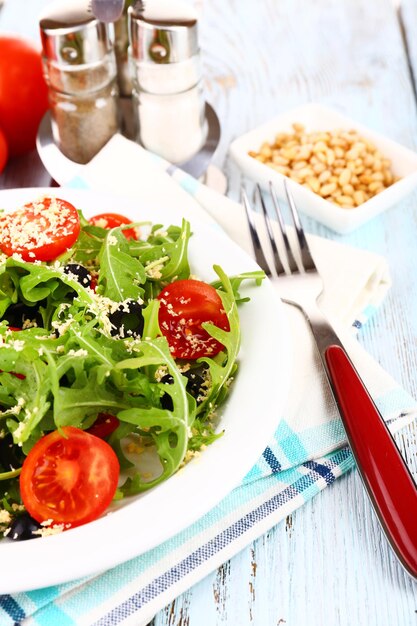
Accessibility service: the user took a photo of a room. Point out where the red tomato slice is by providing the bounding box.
[87,413,120,439]
[20,426,119,528]
[0,197,81,262]
[157,279,230,359]
[89,212,139,240]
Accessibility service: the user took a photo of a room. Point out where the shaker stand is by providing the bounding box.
[36,101,221,186]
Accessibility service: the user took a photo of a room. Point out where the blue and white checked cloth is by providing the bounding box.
[1,136,416,626]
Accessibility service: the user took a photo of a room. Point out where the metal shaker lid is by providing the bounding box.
[129,0,199,64]
[39,0,113,65]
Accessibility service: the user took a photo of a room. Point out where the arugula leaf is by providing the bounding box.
[4,258,95,308]
[63,229,103,265]
[0,264,19,315]
[98,228,146,301]
[52,370,130,428]
[0,346,51,447]
[211,270,265,303]
[131,219,191,287]
[115,337,191,494]
[195,265,242,418]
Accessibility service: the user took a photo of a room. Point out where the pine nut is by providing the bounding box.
[248,126,398,207]
[368,181,384,192]
[353,190,365,205]
[338,168,351,186]
[318,170,331,183]
[306,176,320,193]
[320,182,337,196]
[342,183,355,195]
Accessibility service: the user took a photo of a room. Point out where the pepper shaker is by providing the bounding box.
[40,0,119,164]
[128,0,207,164]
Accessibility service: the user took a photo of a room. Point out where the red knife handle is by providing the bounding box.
[325,344,417,579]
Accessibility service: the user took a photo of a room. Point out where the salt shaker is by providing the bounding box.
[40,0,119,164]
[128,0,207,164]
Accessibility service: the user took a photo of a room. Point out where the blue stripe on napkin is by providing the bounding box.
[0,595,25,623]
[261,446,282,473]
[7,448,353,626]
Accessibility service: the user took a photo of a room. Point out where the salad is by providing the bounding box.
[0,196,263,540]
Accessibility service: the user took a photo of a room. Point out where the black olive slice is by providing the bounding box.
[63,264,92,288]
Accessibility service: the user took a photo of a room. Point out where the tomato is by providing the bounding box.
[89,213,139,240]
[0,37,49,156]
[87,413,120,439]
[0,197,81,262]
[157,279,230,359]
[20,427,119,528]
[0,127,8,173]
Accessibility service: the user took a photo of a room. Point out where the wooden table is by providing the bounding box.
[1,1,417,624]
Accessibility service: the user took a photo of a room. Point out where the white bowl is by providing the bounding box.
[229,103,417,234]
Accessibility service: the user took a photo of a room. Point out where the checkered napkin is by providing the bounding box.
[1,135,416,626]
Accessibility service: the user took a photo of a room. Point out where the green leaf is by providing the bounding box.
[98,228,146,301]
[65,229,103,265]
[116,337,191,494]
[142,300,161,339]
[195,265,242,417]
[52,371,129,428]
[0,467,21,481]
[0,347,51,446]
[5,258,95,309]
[211,270,266,303]
[132,219,191,287]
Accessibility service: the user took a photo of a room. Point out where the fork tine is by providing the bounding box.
[283,179,316,272]
[241,187,270,275]
[268,182,298,273]
[256,185,286,275]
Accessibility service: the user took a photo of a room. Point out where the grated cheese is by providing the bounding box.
[0,510,11,524]
[0,196,78,253]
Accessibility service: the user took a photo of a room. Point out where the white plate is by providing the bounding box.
[229,102,417,234]
[0,187,292,594]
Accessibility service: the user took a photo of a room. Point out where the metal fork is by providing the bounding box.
[242,180,417,580]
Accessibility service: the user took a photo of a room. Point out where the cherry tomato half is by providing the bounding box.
[20,427,119,528]
[87,413,120,439]
[0,37,49,156]
[157,279,230,360]
[0,127,8,173]
[0,197,81,262]
[89,213,139,240]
